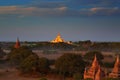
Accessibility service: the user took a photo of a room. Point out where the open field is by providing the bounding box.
[0,69,39,80]
[0,68,73,80]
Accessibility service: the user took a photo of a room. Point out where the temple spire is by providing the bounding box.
[14,37,20,48]
[109,55,120,78]
[51,33,65,43]
[95,66,103,80]
[84,54,105,80]
[114,55,120,69]
[116,55,119,64]
[91,54,99,68]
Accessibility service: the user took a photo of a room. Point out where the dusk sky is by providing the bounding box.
[0,0,120,42]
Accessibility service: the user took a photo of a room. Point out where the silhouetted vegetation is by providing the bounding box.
[73,73,83,80]
[37,57,50,74]
[39,77,48,80]
[84,51,104,61]
[8,46,50,75]
[34,42,77,50]
[8,46,34,66]
[0,47,6,58]
[84,78,93,80]
[19,54,39,73]
[74,41,120,52]
[1,41,120,52]
[102,62,114,68]
[55,53,85,77]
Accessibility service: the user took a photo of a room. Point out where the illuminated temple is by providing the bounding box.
[109,55,120,78]
[84,55,105,80]
[84,55,120,80]
[51,33,67,43]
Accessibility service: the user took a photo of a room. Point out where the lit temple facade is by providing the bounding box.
[109,55,120,78]
[51,33,71,44]
[84,55,105,80]
[14,38,20,48]
[84,55,120,80]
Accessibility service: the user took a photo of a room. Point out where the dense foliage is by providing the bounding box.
[37,57,50,73]
[0,47,6,58]
[8,46,50,74]
[19,56,50,74]
[39,77,48,80]
[8,46,34,65]
[84,51,104,61]
[19,54,39,73]
[55,53,85,76]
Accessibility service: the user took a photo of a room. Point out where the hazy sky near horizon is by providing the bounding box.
[0,0,120,41]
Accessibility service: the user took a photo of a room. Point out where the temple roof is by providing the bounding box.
[51,33,65,43]
[14,37,20,48]
[91,54,99,69]
[111,55,120,73]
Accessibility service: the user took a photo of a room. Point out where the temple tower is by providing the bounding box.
[109,55,120,78]
[14,37,20,48]
[91,54,99,70]
[84,55,105,80]
[95,66,105,80]
[51,33,65,43]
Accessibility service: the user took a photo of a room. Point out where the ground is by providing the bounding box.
[0,69,39,80]
[0,59,39,80]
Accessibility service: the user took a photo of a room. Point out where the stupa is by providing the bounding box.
[14,37,20,48]
[109,55,120,78]
[51,33,65,43]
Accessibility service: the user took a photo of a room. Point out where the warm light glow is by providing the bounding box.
[51,33,72,44]
[51,33,65,43]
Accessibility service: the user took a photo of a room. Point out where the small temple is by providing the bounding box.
[109,55,120,78]
[14,38,20,48]
[51,33,65,43]
[84,55,105,80]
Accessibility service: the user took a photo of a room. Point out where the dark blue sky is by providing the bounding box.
[0,0,120,41]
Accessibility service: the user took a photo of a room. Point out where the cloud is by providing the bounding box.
[89,7,120,16]
[58,6,67,11]
[0,6,36,15]
[0,5,119,17]
[0,6,68,16]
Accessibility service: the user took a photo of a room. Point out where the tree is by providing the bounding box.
[55,53,85,77]
[8,46,50,74]
[102,62,114,68]
[84,51,104,61]
[19,56,49,74]
[19,54,39,73]
[0,47,6,58]
[39,77,48,80]
[73,73,83,80]
[8,46,34,65]
[84,78,93,80]
[37,57,49,74]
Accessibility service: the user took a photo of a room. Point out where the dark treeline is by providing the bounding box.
[73,41,120,52]
[1,41,120,52]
